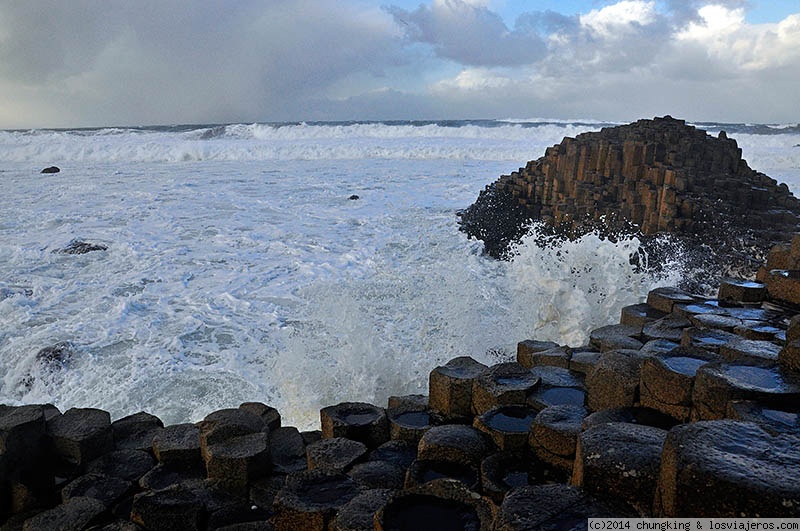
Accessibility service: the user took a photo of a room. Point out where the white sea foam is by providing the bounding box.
[0,120,798,429]
[0,121,594,163]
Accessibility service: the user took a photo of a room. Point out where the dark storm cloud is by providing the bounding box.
[0,0,405,126]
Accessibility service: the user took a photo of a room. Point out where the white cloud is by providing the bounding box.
[580,0,659,38]
[432,68,513,92]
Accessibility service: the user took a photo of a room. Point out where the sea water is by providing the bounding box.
[1,120,799,429]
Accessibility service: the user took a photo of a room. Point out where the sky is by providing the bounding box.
[0,0,799,128]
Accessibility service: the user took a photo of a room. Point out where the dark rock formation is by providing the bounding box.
[53,239,108,255]
[459,116,800,283]
[6,250,800,527]
[40,166,60,174]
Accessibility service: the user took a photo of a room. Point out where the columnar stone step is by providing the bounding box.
[529,404,587,474]
[640,349,722,421]
[471,362,540,415]
[692,362,800,420]
[320,402,389,449]
[573,422,668,516]
[428,356,488,422]
[656,421,800,516]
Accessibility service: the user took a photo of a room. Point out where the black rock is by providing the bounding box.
[23,496,106,530]
[40,166,60,174]
[348,195,360,200]
[53,239,108,255]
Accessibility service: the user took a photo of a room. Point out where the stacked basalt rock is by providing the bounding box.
[4,249,800,528]
[458,117,800,279]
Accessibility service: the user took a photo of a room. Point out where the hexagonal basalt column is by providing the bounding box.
[320,402,389,449]
[272,470,361,531]
[656,420,800,517]
[526,366,586,410]
[529,404,588,474]
[495,484,625,530]
[203,432,271,487]
[589,324,643,352]
[680,327,737,352]
[585,350,644,411]
[620,303,667,330]
[375,479,495,531]
[692,362,800,420]
[387,408,432,444]
[473,405,538,451]
[471,362,540,415]
[517,343,570,369]
[480,451,537,503]
[306,437,368,473]
[152,423,202,472]
[640,350,722,422]
[46,408,113,476]
[428,356,488,422]
[718,278,767,304]
[573,422,668,516]
[404,459,480,491]
[417,424,493,468]
[646,287,697,313]
[198,408,266,453]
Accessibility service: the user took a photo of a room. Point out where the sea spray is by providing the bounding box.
[1,119,797,431]
[269,224,685,430]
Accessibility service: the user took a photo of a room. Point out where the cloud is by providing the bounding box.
[414,1,800,122]
[387,0,547,66]
[0,1,799,127]
[0,0,405,126]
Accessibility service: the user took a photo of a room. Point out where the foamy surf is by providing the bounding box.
[1,119,798,430]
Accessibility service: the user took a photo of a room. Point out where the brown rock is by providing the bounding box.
[271,470,360,531]
[517,341,567,368]
[573,422,667,515]
[428,356,488,422]
[585,350,644,411]
[718,278,767,304]
[306,437,367,473]
[320,402,389,449]
[471,362,540,415]
[417,425,493,467]
[656,420,800,516]
[152,423,202,471]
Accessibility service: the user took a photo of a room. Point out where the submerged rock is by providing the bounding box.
[52,239,108,255]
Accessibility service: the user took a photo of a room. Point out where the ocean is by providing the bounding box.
[1,119,799,429]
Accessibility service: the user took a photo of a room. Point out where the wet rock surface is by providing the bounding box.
[5,268,800,527]
[52,239,108,254]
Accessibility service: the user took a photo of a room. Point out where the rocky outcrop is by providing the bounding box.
[459,117,800,280]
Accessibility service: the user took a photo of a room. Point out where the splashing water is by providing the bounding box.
[268,224,685,429]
